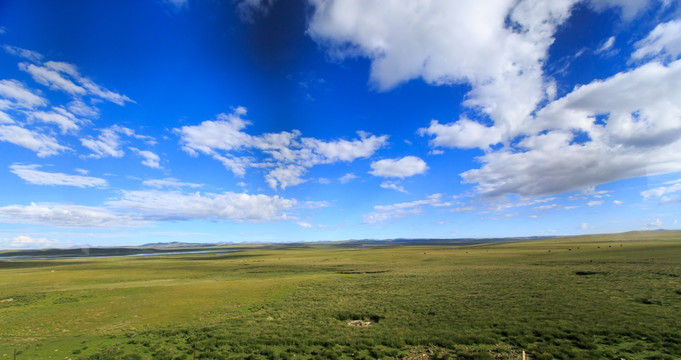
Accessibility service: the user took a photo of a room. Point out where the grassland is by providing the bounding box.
[1,231,680,359]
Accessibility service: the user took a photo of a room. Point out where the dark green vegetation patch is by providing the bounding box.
[1,231,680,359]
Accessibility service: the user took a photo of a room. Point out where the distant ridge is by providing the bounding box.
[1,230,679,257]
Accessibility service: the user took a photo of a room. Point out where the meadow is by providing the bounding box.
[1,231,680,359]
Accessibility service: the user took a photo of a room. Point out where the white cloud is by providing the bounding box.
[212,154,251,176]
[19,62,86,95]
[10,164,107,188]
[462,59,681,198]
[177,109,252,156]
[309,0,681,201]
[587,200,603,207]
[0,111,13,124]
[632,19,681,61]
[108,190,296,222]
[1,235,55,249]
[613,200,623,205]
[339,172,357,183]
[487,196,557,212]
[303,132,388,163]
[19,60,133,105]
[309,0,576,142]
[363,194,448,224]
[3,45,43,62]
[143,177,203,189]
[67,100,99,118]
[0,79,47,109]
[43,61,133,105]
[641,178,681,199]
[0,203,145,228]
[0,125,67,157]
[265,165,307,190]
[380,181,407,193]
[177,107,388,189]
[130,147,161,169]
[646,218,663,228]
[588,0,651,19]
[596,36,616,53]
[82,126,153,159]
[419,119,502,150]
[29,107,81,134]
[0,189,299,228]
[297,221,313,228]
[81,126,125,158]
[451,205,476,213]
[369,156,427,178]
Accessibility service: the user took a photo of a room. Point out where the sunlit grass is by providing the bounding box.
[1,232,680,359]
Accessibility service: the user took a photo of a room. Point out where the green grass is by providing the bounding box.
[1,231,681,359]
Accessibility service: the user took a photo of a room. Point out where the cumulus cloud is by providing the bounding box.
[177,108,252,156]
[265,165,307,190]
[309,0,681,201]
[10,164,107,187]
[462,59,681,198]
[419,119,502,150]
[176,107,388,189]
[369,156,427,178]
[309,0,576,142]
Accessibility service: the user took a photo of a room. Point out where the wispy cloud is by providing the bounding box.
[363,194,450,224]
[10,164,107,188]
[143,177,202,189]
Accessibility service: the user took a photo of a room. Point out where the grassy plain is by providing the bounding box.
[1,231,681,359]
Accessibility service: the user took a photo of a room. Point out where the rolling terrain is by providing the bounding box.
[1,231,680,359]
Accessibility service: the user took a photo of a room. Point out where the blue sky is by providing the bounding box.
[1,0,681,249]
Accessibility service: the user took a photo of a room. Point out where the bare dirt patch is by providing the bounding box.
[347,320,371,327]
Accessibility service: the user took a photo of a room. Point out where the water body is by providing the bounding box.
[0,249,233,261]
